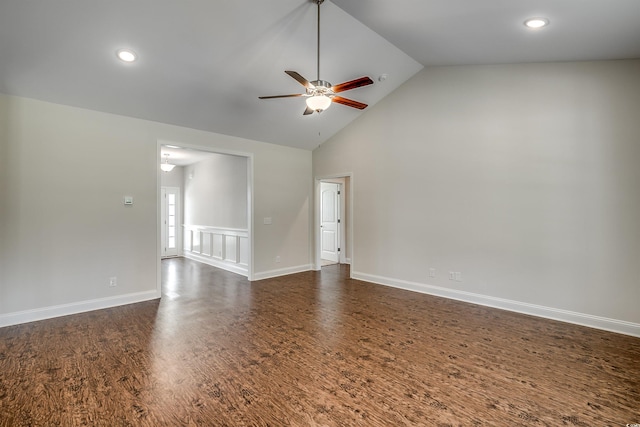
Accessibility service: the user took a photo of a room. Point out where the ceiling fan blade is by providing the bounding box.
[303,106,314,115]
[332,96,368,110]
[331,76,374,93]
[285,71,315,89]
[258,94,304,99]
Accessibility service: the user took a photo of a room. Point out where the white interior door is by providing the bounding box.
[320,182,339,262]
[161,187,180,258]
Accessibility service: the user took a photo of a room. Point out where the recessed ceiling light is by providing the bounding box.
[524,18,549,29]
[116,49,137,62]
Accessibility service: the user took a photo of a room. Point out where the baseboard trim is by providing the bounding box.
[0,290,161,329]
[252,264,313,281]
[351,271,640,338]
[183,252,248,277]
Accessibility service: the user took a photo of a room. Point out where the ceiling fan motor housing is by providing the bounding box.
[308,80,333,96]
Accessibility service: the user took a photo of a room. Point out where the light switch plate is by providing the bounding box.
[124,196,133,205]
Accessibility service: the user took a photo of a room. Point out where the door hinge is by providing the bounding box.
[338,191,341,195]
[338,219,341,224]
[338,248,341,252]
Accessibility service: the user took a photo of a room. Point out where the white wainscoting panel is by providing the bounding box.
[225,237,238,263]
[202,233,212,257]
[213,234,223,259]
[240,240,249,266]
[192,231,200,253]
[183,225,249,277]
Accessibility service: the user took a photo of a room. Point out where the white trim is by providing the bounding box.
[0,290,160,328]
[156,144,163,300]
[183,252,248,277]
[252,264,313,281]
[247,154,254,281]
[351,271,640,338]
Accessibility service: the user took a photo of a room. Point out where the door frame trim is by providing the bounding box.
[313,173,354,273]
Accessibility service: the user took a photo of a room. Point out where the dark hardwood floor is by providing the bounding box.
[1,258,639,426]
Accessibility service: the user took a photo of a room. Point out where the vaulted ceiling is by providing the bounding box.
[1,0,639,151]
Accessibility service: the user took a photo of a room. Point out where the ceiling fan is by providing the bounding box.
[259,0,374,115]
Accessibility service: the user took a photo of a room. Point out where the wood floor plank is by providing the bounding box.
[1,258,639,426]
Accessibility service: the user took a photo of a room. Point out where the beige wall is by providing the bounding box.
[0,94,312,320]
[313,60,640,328]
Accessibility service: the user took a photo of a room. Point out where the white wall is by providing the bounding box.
[160,165,184,189]
[0,93,312,324]
[184,154,247,229]
[313,60,640,334]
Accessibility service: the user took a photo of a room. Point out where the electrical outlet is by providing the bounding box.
[455,272,462,282]
[109,277,117,287]
[449,271,455,280]
[275,256,281,263]
[429,268,436,278]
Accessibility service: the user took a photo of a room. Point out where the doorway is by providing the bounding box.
[315,175,352,270]
[157,141,254,296]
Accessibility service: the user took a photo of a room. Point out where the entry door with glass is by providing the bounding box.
[161,187,180,257]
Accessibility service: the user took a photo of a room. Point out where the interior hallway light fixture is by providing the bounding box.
[160,154,175,172]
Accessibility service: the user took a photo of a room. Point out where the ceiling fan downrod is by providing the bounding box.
[315,0,324,82]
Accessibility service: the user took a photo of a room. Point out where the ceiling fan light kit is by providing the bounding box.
[259,0,373,115]
[306,94,332,111]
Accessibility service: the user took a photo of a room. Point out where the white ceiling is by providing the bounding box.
[333,0,640,66]
[1,1,639,151]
